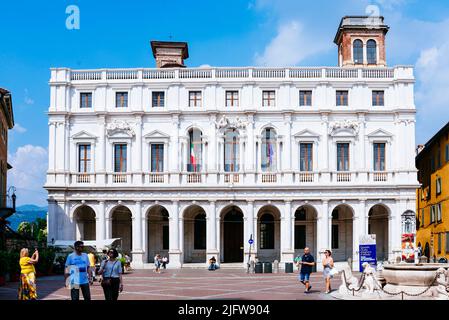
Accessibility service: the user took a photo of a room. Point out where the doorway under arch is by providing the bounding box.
[221,206,244,263]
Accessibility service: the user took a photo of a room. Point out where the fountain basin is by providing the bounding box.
[381,263,449,287]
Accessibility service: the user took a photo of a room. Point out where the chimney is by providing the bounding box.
[416,144,425,155]
[150,41,189,68]
[334,16,389,67]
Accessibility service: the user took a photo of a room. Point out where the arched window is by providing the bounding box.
[224,129,239,172]
[261,128,277,172]
[188,128,202,172]
[353,40,363,64]
[194,213,206,249]
[295,208,306,221]
[367,40,377,64]
[260,214,274,249]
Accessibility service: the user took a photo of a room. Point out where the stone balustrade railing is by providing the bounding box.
[50,66,413,83]
[66,170,402,187]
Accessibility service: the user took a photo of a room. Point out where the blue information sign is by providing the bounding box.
[359,244,377,272]
[248,239,254,245]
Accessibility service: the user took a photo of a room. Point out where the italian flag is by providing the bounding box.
[190,140,196,172]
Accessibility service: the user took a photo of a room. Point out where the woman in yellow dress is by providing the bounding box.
[18,248,39,300]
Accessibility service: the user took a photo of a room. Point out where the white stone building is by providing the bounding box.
[45,16,419,270]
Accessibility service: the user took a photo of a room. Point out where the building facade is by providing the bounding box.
[416,122,449,262]
[45,16,418,270]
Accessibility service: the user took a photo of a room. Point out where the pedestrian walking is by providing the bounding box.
[154,254,162,273]
[64,241,92,300]
[18,248,39,300]
[161,256,168,269]
[295,247,315,293]
[98,248,123,301]
[322,249,334,294]
[88,251,96,281]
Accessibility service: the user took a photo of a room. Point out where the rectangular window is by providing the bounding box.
[431,205,435,223]
[299,90,312,106]
[437,203,442,222]
[337,143,350,171]
[372,91,385,106]
[373,143,386,171]
[438,148,442,168]
[189,91,202,107]
[115,92,128,108]
[78,144,91,173]
[300,143,313,171]
[446,232,449,254]
[162,225,169,250]
[336,90,348,106]
[294,225,306,249]
[114,144,127,172]
[152,92,165,108]
[225,91,239,107]
[446,144,449,162]
[436,177,442,195]
[438,233,442,254]
[332,225,339,249]
[80,93,92,108]
[262,90,276,107]
[421,209,425,227]
[151,144,164,172]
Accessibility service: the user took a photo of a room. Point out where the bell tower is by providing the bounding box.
[150,41,189,68]
[334,16,389,67]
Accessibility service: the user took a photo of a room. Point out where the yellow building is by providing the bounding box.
[416,122,449,262]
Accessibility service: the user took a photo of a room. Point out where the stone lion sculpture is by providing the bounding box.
[338,262,359,295]
[361,262,376,294]
[430,267,449,300]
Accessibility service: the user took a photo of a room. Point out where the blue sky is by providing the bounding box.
[1,0,449,205]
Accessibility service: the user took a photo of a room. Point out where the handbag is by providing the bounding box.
[101,260,118,287]
[329,267,339,276]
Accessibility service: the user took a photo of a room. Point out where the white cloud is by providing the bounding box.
[24,89,34,105]
[8,145,48,206]
[12,123,27,134]
[254,20,328,67]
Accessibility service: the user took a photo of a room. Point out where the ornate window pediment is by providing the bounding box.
[367,129,393,138]
[144,130,170,142]
[294,129,320,142]
[214,115,248,131]
[71,130,98,142]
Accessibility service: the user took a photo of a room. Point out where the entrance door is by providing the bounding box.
[223,209,244,262]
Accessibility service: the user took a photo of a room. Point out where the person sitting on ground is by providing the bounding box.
[208,256,217,271]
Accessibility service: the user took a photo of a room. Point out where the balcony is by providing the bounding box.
[61,170,404,188]
[54,66,413,84]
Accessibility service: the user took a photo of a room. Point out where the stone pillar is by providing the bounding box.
[132,201,144,268]
[281,200,294,263]
[48,122,56,173]
[134,116,143,184]
[105,216,112,240]
[316,200,330,271]
[47,199,58,244]
[169,201,181,267]
[207,201,219,265]
[97,116,106,185]
[96,201,106,242]
[245,200,256,262]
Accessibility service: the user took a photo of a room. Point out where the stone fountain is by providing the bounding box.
[332,261,449,300]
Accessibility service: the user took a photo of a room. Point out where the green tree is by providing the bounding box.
[17,222,32,237]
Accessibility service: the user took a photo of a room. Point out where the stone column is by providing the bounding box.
[47,199,58,244]
[97,116,106,185]
[281,200,294,263]
[134,116,143,185]
[105,216,112,240]
[207,201,219,265]
[316,200,330,271]
[245,200,256,262]
[48,122,56,173]
[169,201,182,267]
[131,201,144,268]
[96,201,106,241]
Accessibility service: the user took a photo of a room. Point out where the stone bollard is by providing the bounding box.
[273,260,279,273]
[419,256,428,263]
